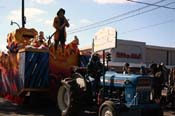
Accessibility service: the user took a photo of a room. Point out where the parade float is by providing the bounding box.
[0,27,81,104]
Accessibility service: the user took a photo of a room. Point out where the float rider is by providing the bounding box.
[53,8,69,53]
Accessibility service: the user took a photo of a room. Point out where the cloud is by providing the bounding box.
[7,10,20,21]
[31,0,54,4]
[44,19,53,25]
[8,8,46,21]
[70,23,77,28]
[94,0,129,4]
[26,8,46,20]
[0,43,7,52]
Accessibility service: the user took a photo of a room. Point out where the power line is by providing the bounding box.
[68,0,174,34]
[68,1,175,34]
[120,19,174,35]
[68,0,167,33]
[127,0,175,9]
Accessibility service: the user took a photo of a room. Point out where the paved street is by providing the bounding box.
[0,97,59,116]
[0,97,97,116]
[0,97,174,116]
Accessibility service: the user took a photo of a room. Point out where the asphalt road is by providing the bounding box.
[0,97,59,116]
[0,97,174,116]
[0,97,97,116]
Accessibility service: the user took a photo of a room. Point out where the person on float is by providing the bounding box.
[53,8,69,53]
[37,31,48,48]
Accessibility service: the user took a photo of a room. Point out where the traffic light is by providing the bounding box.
[106,53,111,62]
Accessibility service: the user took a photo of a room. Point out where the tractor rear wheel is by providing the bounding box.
[57,80,72,116]
[57,73,87,116]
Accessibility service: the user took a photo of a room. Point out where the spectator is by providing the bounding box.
[140,65,146,75]
[160,62,169,85]
[123,63,130,74]
[150,63,164,102]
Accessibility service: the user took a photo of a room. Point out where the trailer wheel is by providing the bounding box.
[99,101,117,116]
[57,81,72,116]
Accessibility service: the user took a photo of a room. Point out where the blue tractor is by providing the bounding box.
[57,54,163,116]
[98,71,163,116]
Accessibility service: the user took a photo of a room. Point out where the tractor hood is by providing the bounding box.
[100,71,143,87]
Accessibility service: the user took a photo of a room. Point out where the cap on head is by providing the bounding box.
[125,63,129,67]
[92,53,100,62]
[57,8,65,15]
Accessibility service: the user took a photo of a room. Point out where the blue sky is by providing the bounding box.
[0,0,175,51]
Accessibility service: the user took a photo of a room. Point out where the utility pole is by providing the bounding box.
[22,0,26,28]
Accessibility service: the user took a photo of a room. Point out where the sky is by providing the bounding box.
[0,0,175,51]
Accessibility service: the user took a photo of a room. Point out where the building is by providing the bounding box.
[80,39,175,69]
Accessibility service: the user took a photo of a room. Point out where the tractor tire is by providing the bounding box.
[99,100,117,116]
[57,74,87,116]
[57,79,73,116]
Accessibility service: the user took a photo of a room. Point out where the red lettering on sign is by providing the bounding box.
[116,52,141,59]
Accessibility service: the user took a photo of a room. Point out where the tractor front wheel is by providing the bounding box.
[99,101,117,116]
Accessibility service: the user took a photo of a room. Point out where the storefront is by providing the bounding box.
[80,39,175,68]
[109,39,145,67]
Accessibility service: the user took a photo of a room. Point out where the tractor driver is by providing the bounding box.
[87,53,103,78]
[87,53,104,91]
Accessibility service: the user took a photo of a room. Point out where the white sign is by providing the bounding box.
[93,27,117,52]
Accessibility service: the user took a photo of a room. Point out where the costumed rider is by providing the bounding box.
[53,8,69,53]
[38,31,46,43]
[87,53,105,92]
[37,31,48,48]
